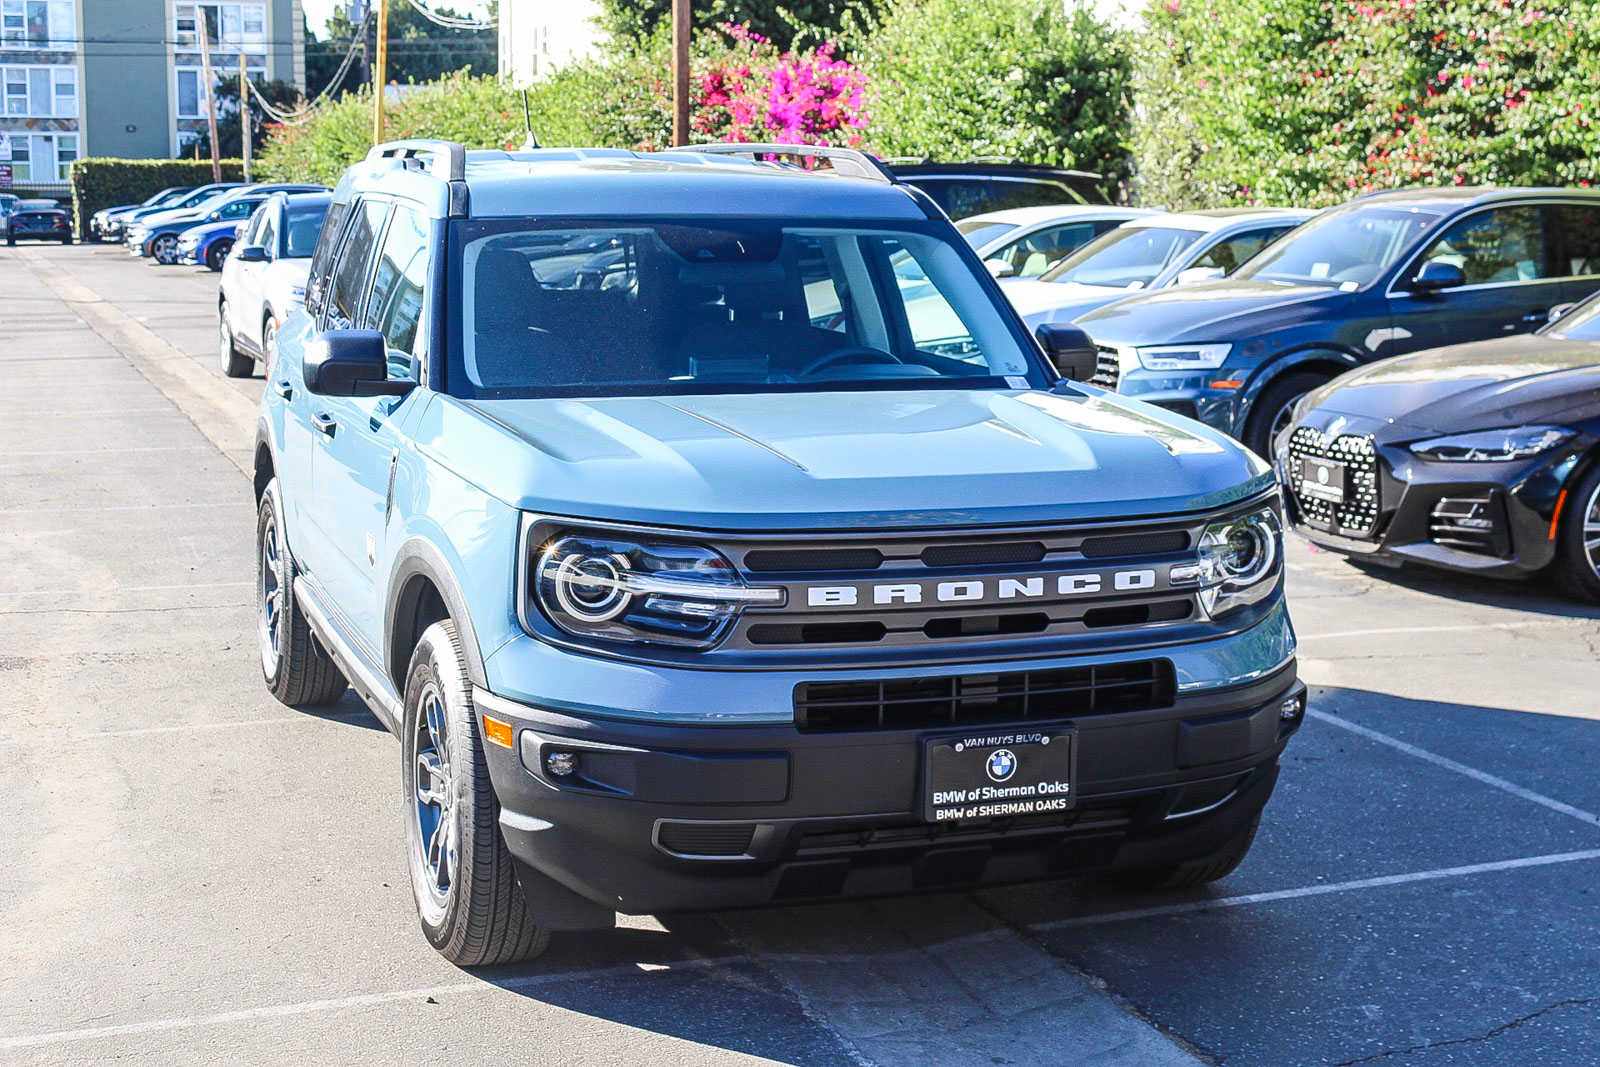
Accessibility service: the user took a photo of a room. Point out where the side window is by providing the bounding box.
[222,199,257,219]
[304,199,351,315]
[1549,203,1600,278]
[323,200,388,330]
[239,208,264,246]
[877,236,977,360]
[1188,227,1289,275]
[797,236,854,335]
[995,223,1096,278]
[362,206,430,373]
[1415,206,1552,286]
[256,211,276,255]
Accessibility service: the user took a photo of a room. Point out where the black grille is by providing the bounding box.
[1090,345,1121,389]
[1079,530,1189,558]
[795,660,1174,733]
[742,547,884,572]
[1287,427,1380,535]
[656,821,756,857]
[1430,494,1510,557]
[920,541,1046,567]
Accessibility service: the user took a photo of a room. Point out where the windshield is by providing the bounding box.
[955,219,1019,250]
[448,218,1043,398]
[1546,292,1600,342]
[285,204,328,258]
[1234,204,1441,287]
[1038,225,1203,288]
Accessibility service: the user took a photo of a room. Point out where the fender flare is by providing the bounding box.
[1234,346,1364,435]
[385,538,490,690]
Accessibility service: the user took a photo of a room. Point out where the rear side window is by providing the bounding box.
[1549,203,1600,278]
[907,178,1081,219]
[324,201,389,329]
[363,206,430,367]
[305,199,351,314]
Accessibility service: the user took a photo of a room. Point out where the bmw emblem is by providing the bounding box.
[986,748,1017,783]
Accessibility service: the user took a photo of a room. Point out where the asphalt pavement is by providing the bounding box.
[3,243,1598,1066]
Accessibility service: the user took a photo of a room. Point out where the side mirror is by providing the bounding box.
[1175,265,1225,286]
[303,330,414,397]
[1409,260,1464,293]
[985,258,1017,279]
[1547,302,1576,324]
[1035,322,1097,381]
[236,245,269,263]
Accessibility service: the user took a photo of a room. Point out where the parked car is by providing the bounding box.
[1075,188,1600,456]
[955,205,1156,280]
[131,184,326,263]
[887,158,1108,217]
[1000,209,1315,333]
[252,138,1303,965]
[1278,290,1600,600]
[176,218,242,271]
[117,182,243,235]
[0,192,17,238]
[91,186,195,241]
[218,191,331,376]
[5,198,71,245]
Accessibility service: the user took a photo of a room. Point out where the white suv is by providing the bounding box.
[218,192,332,378]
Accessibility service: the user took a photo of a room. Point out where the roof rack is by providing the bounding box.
[684,143,896,184]
[366,138,467,182]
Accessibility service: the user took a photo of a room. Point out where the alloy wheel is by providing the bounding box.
[153,235,177,263]
[411,682,457,918]
[1267,393,1306,452]
[262,320,278,376]
[1584,481,1600,581]
[257,508,284,677]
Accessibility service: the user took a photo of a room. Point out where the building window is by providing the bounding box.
[1,0,74,48]
[173,2,267,51]
[1,64,75,117]
[174,63,262,118]
[7,132,76,180]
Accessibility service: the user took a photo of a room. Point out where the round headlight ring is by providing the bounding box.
[547,549,633,623]
[1220,514,1276,585]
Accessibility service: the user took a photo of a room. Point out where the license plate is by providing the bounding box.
[1299,456,1347,503]
[921,727,1075,823]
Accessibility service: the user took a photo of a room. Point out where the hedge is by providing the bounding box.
[70,158,246,239]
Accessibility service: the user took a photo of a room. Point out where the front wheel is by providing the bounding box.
[206,239,232,271]
[1553,462,1600,603]
[1243,371,1329,458]
[150,234,178,264]
[402,621,550,966]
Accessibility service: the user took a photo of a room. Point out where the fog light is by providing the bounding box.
[545,751,579,777]
[1280,695,1305,721]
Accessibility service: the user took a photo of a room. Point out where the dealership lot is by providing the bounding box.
[3,244,1599,1065]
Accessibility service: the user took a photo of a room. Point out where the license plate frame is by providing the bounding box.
[920,727,1077,823]
[1299,456,1348,503]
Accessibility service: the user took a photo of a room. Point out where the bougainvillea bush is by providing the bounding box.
[1136,0,1600,208]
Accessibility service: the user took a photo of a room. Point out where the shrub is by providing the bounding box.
[862,0,1134,196]
[70,158,246,239]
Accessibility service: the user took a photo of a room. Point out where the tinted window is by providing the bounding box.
[452,219,1041,396]
[1414,205,1551,285]
[324,201,388,330]
[1549,203,1600,278]
[1236,205,1440,287]
[1186,226,1292,275]
[1039,226,1204,289]
[216,198,258,220]
[906,178,1080,219]
[305,199,351,314]
[364,207,429,367]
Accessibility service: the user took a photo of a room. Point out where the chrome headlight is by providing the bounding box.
[527,527,783,649]
[1134,343,1232,371]
[1172,504,1283,617]
[1409,426,1574,463]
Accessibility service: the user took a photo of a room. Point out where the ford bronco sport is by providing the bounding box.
[253,139,1305,965]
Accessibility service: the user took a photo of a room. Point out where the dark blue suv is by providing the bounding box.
[1075,188,1600,455]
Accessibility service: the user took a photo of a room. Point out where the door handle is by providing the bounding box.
[1520,311,1547,323]
[312,412,337,437]
[272,379,293,400]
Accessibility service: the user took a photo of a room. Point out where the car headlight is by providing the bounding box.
[1409,426,1574,462]
[1171,504,1283,617]
[1134,343,1232,371]
[528,527,783,649]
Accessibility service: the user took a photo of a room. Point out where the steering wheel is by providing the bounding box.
[798,345,903,378]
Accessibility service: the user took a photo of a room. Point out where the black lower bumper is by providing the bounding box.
[477,664,1303,924]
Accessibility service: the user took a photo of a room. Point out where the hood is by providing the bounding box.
[999,279,1128,329]
[1075,279,1352,345]
[423,389,1273,530]
[1302,333,1600,434]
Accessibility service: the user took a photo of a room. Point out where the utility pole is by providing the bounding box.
[197,15,222,183]
[239,53,253,183]
[372,0,388,144]
[353,0,370,95]
[671,0,690,146]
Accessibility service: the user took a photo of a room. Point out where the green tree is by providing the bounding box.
[193,78,303,158]
[597,0,883,49]
[307,0,497,100]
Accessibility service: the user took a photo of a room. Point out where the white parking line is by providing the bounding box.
[0,501,252,515]
[1298,619,1582,641]
[1308,709,1600,828]
[1038,848,1600,929]
[0,445,213,458]
[0,580,253,599]
[76,713,373,739]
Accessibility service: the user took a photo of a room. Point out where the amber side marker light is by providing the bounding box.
[1210,379,1244,390]
[482,713,515,749]
[1548,488,1569,541]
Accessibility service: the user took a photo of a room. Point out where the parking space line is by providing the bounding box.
[0,501,252,515]
[0,581,254,599]
[1298,620,1585,641]
[1038,848,1600,929]
[75,713,374,739]
[0,955,748,1053]
[1308,709,1600,829]
[1,445,214,458]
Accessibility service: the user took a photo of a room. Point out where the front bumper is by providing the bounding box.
[1279,414,1592,578]
[476,643,1302,918]
[1101,363,1241,433]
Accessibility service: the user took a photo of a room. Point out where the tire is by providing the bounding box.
[1553,461,1600,603]
[1242,371,1329,457]
[151,233,178,264]
[402,620,551,966]
[261,316,279,377]
[206,239,233,271]
[60,234,72,244]
[256,479,348,706]
[218,301,255,378]
[1108,812,1261,892]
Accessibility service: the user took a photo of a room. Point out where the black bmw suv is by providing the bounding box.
[1076,188,1600,455]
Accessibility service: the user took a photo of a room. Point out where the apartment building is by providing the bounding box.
[0,0,303,191]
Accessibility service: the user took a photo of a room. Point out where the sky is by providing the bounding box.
[300,0,496,38]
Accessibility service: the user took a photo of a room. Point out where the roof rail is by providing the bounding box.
[684,142,896,184]
[366,138,466,182]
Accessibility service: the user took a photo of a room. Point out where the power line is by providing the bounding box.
[396,0,496,31]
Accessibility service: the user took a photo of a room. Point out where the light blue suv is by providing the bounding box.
[254,139,1304,965]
